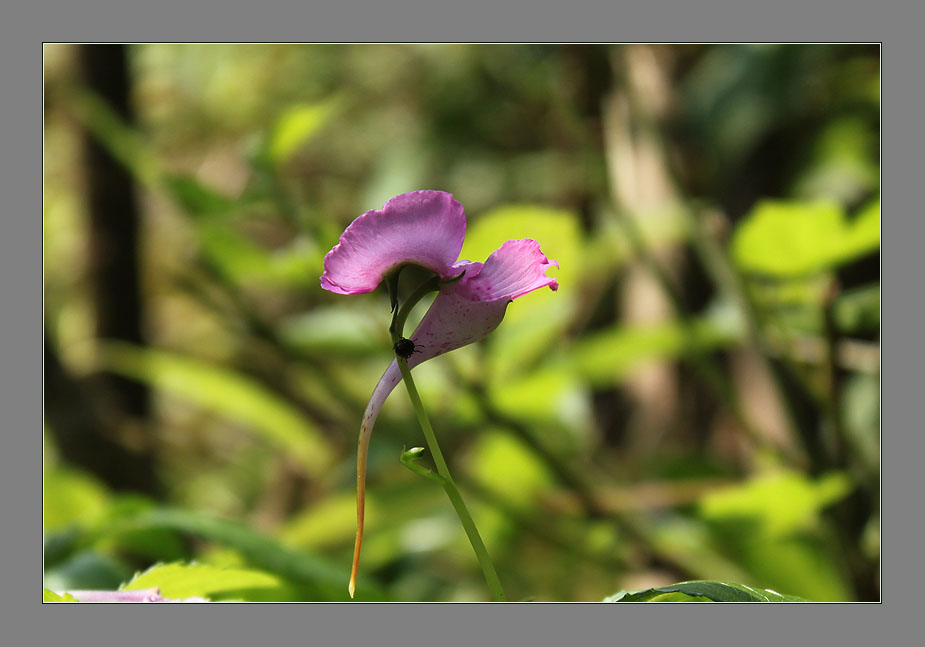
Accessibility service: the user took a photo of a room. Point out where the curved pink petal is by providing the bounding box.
[455,239,558,302]
[321,191,467,295]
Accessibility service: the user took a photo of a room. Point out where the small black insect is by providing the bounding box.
[393,337,419,359]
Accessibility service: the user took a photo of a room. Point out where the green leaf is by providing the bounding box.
[121,562,284,601]
[279,304,387,356]
[44,550,134,592]
[699,470,853,537]
[44,589,78,602]
[197,223,323,287]
[466,433,552,507]
[571,317,740,386]
[835,284,880,333]
[106,507,389,601]
[696,470,856,600]
[731,200,879,277]
[267,101,335,164]
[794,117,879,204]
[70,88,161,189]
[44,467,110,532]
[165,174,237,219]
[98,343,333,476]
[607,580,806,602]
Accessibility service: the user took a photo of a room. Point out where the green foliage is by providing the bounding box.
[607,580,806,602]
[44,466,111,532]
[467,433,552,507]
[44,550,135,592]
[699,470,853,537]
[570,317,740,386]
[121,562,287,601]
[110,508,382,600]
[266,100,337,165]
[98,343,333,476]
[696,471,856,601]
[836,283,880,334]
[732,199,879,277]
[44,589,78,602]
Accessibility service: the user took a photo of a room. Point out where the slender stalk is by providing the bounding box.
[394,356,506,602]
[391,275,440,337]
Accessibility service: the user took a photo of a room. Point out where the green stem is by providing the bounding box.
[395,356,506,602]
[391,275,440,337]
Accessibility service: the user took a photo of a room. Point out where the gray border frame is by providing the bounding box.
[13,0,913,645]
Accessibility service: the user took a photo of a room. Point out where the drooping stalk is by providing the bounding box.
[349,272,505,600]
[394,355,506,602]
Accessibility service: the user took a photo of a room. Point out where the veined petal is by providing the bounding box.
[321,191,467,295]
[456,239,558,302]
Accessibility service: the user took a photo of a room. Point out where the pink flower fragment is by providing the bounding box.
[60,588,208,603]
[360,238,559,446]
[320,190,558,597]
[320,191,466,295]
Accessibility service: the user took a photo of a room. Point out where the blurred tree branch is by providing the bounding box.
[44,45,159,495]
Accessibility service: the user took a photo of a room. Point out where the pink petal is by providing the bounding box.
[62,588,206,602]
[455,239,558,302]
[359,291,512,436]
[321,191,467,295]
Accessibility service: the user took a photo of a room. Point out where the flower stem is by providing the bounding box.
[395,356,506,602]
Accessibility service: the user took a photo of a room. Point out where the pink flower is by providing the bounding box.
[59,588,208,602]
[320,190,558,596]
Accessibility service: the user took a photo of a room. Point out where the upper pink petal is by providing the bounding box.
[455,239,558,302]
[320,191,467,295]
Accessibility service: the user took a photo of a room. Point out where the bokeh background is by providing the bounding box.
[43,43,880,602]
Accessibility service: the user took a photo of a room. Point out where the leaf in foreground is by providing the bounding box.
[605,580,806,602]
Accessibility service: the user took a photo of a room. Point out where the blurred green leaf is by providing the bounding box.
[44,466,111,532]
[699,470,853,537]
[44,550,134,592]
[198,223,323,287]
[165,174,237,219]
[97,496,189,563]
[70,87,161,188]
[835,283,880,333]
[607,580,806,602]
[106,507,389,601]
[466,433,552,507]
[570,317,740,386]
[279,304,387,356]
[121,562,285,601]
[490,365,584,427]
[731,200,879,277]
[697,470,856,601]
[843,374,880,473]
[267,101,336,164]
[44,589,78,602]
[99,343,333,476]
[794,117,879,203]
